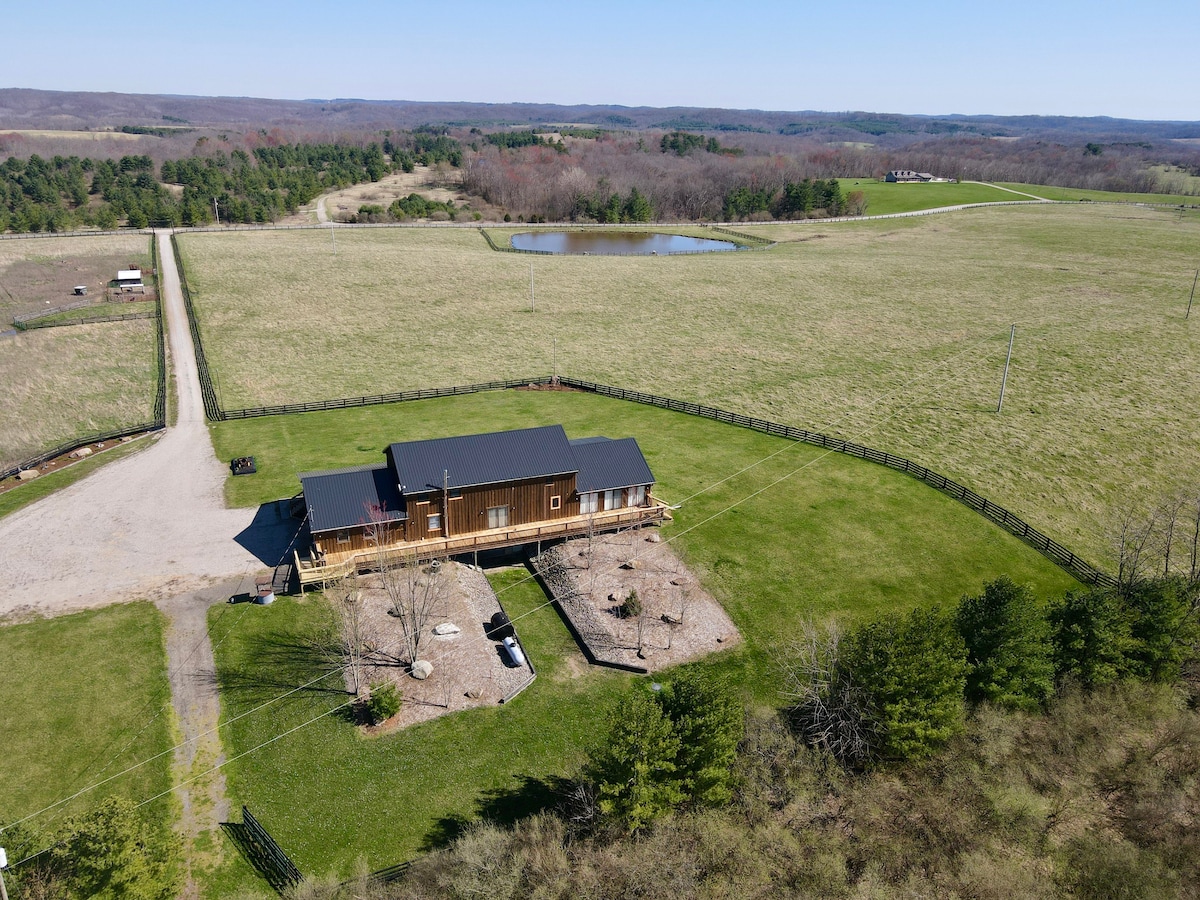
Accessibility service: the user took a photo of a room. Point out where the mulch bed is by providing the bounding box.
[342,562,534,734]
[533,529,740,672]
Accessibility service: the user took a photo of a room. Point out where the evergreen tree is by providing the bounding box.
[841,606,968,761]
[587,689,683,833]
[1123,577,1200,682]
[1049,588,1132,687]
[956,576,1054,711]
[657,669,743,807]
[52,797,182,900]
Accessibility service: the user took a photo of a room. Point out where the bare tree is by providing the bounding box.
[326,573,373,697]
[677,587,693,627]
[1114,504,1158,591]
[1190,490,1200,581]
[778,620,875,767]
[381,552,449,667]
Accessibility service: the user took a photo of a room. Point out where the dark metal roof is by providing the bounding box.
[571,437,655,493]
[299,463,406,534]
[387,425,578,493]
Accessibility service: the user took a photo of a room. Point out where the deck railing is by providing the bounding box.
[295,500,670,587]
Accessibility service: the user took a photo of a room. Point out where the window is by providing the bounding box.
[579,492,598,514]
[604,489,623,510]
[628,485,646,507]
[487,505,509,529]
[336,530,350,545]
[427,513,442,531]
[550,494,562,510]
[449,489,462,500]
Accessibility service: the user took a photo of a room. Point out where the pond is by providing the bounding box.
[509,231,740,255]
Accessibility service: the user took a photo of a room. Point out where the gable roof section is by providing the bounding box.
[571,437,655,493]
[387,424,578,493]
[299,463,406,534]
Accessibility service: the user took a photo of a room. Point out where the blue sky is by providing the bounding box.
[4,0,1198,120]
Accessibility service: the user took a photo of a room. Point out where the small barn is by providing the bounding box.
[295,425,669,585]
[115,269,145,295]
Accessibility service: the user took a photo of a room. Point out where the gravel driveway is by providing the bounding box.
[0,231,284,619]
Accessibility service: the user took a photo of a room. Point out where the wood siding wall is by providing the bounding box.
[413,473,580,540]
[311,477,654,553]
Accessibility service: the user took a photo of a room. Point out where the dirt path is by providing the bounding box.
[157,576,247,898]
[968,181,1051,201]
[0,231,295,892]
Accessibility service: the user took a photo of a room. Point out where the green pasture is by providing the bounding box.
[0,602,175,846]
[998,182,1200,205]
[209,389,1077,874]
[184,204,1200,564]
[837,178,1023,213]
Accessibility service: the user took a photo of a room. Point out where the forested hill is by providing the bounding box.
[3,87,1199,141]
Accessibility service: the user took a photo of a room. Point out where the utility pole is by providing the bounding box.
[530,262,535,312]
[997,325,1016,414]
[0,846,9,900]
[213,197,220,226]
[552,336,557,380]
[1187,269,1198,319]
[330,224,336,255]
[443,469,450,538]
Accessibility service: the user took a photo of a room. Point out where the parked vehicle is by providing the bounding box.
[502,636,526,667]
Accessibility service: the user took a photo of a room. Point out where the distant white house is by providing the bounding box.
[885,170,936,183]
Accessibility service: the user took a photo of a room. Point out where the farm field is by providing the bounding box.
[209,389,1077,874]
[182,204,1200,565]
[0,233,159,468]
[0,603,175,858]
[0,232,153,322]
[0,318,158,468]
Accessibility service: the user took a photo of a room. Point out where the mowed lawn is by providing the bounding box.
[0,234,159,468]
[0,602,175,846]
[209,390,1077,873]
[183,204,1200,564]
[836,178,1025,213]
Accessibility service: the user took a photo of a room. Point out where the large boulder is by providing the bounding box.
[410,659,433,680]
[432,622,461,636]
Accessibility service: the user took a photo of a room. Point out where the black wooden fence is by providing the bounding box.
[555,377,1118,588]
[171,233,223,420]
[219,377,550,420]
[240,806,303,890]
[14,309,158,330]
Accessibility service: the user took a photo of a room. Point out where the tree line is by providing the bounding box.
[0,134,467,232]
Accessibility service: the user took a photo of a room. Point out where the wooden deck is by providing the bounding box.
[295,499,672,588]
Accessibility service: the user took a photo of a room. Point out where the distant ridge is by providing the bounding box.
[2,87,1198,140]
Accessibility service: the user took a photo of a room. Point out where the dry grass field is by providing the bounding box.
[0,233,153,321]
[0,319,158,467]
[0,235,157,467]
[178,204,1200,563]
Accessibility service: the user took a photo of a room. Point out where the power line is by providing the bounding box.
[2,315,1059,859]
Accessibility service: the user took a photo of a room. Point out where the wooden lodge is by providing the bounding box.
[294,425,670,586]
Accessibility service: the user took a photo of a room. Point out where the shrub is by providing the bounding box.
[367,681,402,724]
